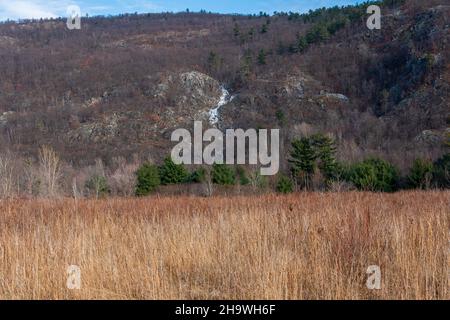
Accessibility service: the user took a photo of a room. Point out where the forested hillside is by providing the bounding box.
[0,0,448,196]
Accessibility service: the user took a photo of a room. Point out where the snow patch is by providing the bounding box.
[208,86,234,125]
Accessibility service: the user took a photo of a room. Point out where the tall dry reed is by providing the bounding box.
[0,191,448,299]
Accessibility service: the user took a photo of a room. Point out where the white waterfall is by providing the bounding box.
[208,86,234,125]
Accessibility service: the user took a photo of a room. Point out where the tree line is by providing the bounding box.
[0,134,447,199]
[121,133,450,197]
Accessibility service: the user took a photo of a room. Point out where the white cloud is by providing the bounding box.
[0,0,75,21]
[0,0,163,21]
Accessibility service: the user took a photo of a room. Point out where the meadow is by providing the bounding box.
[0,191,448,299]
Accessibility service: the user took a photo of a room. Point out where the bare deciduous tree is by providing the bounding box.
[38,145,62,198]
[23,158,39,197]
[0,152,15,198]
[108,156,139,197]
[248,165,266,192]
[203,167,214,197]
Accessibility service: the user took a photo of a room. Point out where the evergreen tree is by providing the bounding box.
[207,51,222,73]
[135,163,160,196]
[311,134,338,182]
[260,23,268,34]
[326,17,348,35]
[408,159,433,189]
[289,138,316,189]
[233,23,240,37]
[382,0,406,9]
[306,24,330,44]
[257,49,267,65]
[236,166,250,185]
[316,24,330,41]
[297,36,308,53]
[212,163,235,185]
[158,157,188,185]
[433,154,449,188]
[239,50,253,82]
[187,167,206,183]
[347,158,398,192]
[276,175,294,194]
[248,28,255,40]
[275,110,286,126]
[305,29,317,44]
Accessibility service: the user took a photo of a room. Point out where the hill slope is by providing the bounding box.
[0,0,448,172]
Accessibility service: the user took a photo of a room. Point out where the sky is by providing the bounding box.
[0,0,363,21]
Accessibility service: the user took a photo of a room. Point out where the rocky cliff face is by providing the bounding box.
[65,71,226,146]
[152,71,224,126]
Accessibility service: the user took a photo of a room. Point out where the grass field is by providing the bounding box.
[0,191,448,300]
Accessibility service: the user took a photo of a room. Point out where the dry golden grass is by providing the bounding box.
[0,191,448,300]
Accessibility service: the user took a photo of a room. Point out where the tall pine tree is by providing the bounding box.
[310,134,338,182]
[289,138,316,189]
